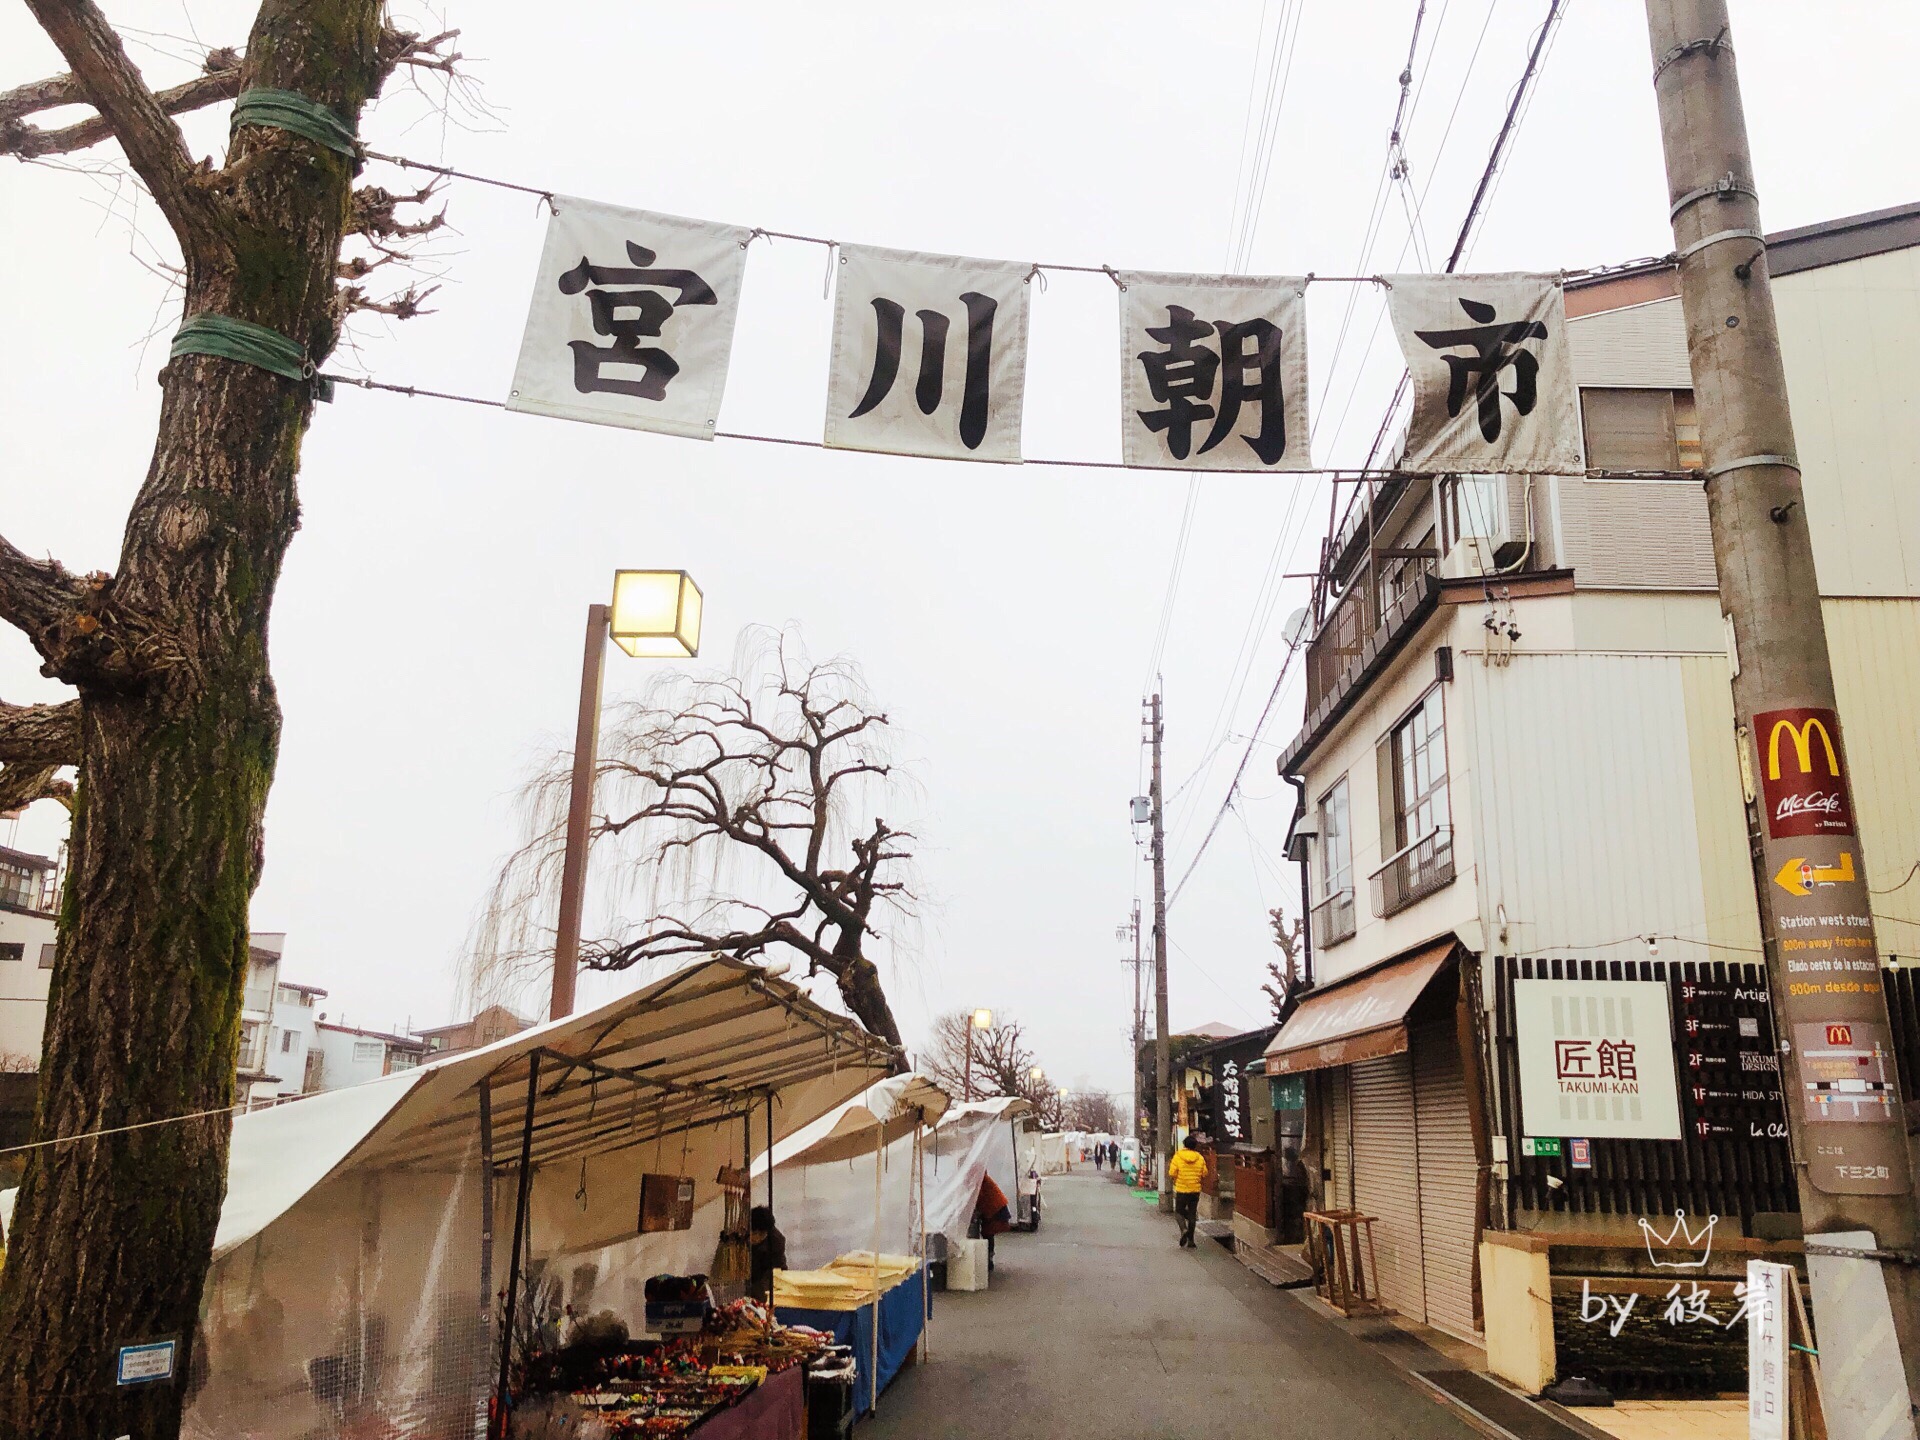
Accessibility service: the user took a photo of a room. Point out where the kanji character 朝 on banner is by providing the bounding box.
[1118,272,1312,471]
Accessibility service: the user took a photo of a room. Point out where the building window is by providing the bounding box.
[1311,778,1356,948]
[0,942,22,963]
[1372,688,1456,916]
[39,943,55,968]
[0,861,39,913]
[352,1040,383,1064]
[281,1030,296,1054]
[387,1050,422,1074]
[1581,388,1701,474]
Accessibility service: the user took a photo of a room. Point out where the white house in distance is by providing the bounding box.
[0,845,58,1068]
[311,1020,427,1090]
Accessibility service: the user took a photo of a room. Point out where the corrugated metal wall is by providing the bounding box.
[1323,1067,1352,1211]
[1555,476,1717,590]
[1463,653,1719,963]
[1412,1016,1480,1340]
[1825,600,1920,913]
[1568,296,1692,388]
[1350,1054,1425,1322]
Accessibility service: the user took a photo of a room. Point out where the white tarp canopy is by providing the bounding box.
[1023,1129,1068,1176]
[156,958,897,1439]
[925,1097,1030,1248]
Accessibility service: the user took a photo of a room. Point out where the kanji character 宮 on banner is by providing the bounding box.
[825,244,1031,463]
[1118,272,1311,471]
[507,198,750,438]
[1385,272,1582,474]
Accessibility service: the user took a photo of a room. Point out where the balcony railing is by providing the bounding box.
[1370,827,1455,917]
[1311,888,1357,948]
[1304,560,1437,716]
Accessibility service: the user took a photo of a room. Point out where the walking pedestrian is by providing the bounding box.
[1167,1135,1208,1248]
[1094,1142,1106,1172]
[1108,1140,1121,1170]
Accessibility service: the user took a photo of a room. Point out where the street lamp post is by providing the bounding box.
[549,570,704,1022]
[964,1007,992,1102]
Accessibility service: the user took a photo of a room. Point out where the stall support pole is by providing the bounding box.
[915,1118,929,1362]
[871,1122,883,1415]
[763,1090,776,1327]
[494,1054,541,1436]
[478,1078,496,1438]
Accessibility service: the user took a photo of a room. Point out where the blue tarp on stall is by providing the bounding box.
[777,1267,929,1416]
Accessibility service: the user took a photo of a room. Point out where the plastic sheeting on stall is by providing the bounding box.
[923,1097,1030,1250]
[1022,1129,1068,1177]
[162,958,895,1439]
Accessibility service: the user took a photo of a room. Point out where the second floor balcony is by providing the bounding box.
[1370,827,1455,918]
[1311,887,1357,948]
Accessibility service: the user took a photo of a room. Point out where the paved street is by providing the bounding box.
[869,1173,1482,1439]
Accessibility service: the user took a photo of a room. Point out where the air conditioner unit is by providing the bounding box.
[1438,474,1524,577]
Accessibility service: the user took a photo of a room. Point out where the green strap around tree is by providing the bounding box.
[230,88,359,157]
[171,313,312,382]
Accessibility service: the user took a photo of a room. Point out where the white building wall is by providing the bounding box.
[0,910,56,1066]
[267,988,322,1097]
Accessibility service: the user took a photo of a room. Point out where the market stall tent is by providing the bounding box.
[85,957,900,1440]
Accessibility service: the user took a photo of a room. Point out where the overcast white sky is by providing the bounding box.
[3,2,1916,1102]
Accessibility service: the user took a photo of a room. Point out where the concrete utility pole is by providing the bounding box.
[1147,694,1174,1214]
[1121,901,1147,1167]
[1646,0,1920,1417]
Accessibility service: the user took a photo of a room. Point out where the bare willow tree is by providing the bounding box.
[475,629,918,1063]
[0,6,455,1436]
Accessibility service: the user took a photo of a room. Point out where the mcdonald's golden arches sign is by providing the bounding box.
[1753,706,1854,839]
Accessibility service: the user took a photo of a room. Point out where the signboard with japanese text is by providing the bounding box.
[1515,978,1682,1141]
[1746,1261,1789,1440]
[508,198,751,438]
[1748,705,1908,1195]
[825,244,1030,462]
[1117,272,1311,471]
[1385,272,1582,474]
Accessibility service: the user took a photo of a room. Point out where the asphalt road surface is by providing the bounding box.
[864,1171,1482,1439]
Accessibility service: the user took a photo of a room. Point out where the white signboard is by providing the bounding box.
[1117,272,1311,470]
[1385,271,1582,474]
[1747,1260,1790,1440]
[508,198,750,438]
[825,244,1030,463]
[1514,978,1682,1140]
[116,1339,177,1386]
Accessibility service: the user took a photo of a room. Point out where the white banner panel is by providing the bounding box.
[507,197,749,438]
[825,244,1030,463]
[1118,271,1311,470]
[1515,978,1682,1140]
[1386,272,1582,473]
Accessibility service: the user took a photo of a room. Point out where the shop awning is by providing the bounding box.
[1262,938,1457,1075]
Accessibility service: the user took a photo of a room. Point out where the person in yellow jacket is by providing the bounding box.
[1166,1135,1208,1248]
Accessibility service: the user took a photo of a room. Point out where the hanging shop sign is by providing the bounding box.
[1747,706,1907,1196]
[825,244,1031,463]
[1117,272,1311,471]
[1384,271,1583,475]
[482,190,1604,474]
[508,198,751,438]
[1514,978,1683,1141]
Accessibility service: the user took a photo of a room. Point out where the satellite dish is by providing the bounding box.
[1281,607,1311,647]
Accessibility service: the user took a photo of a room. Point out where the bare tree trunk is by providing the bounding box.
[833,954,906,1069]
[0,5,385,1436]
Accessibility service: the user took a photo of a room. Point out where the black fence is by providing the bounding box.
[1490,955,1797,1223]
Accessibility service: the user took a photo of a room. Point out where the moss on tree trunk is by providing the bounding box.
[0,4,385,1436]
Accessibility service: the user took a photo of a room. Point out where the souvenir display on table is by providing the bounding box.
[507,1284,846,1438]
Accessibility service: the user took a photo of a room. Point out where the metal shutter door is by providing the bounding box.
[1413,1015,1482,1340]
[1322,1067,1352,1211]
[1349,1054,1425,1322]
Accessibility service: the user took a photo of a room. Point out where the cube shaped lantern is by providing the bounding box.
[609,570,703,659]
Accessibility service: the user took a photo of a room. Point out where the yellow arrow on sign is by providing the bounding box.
[1774,852,1856,897]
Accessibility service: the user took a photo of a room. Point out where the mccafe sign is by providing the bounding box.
[1754,706,1854,840]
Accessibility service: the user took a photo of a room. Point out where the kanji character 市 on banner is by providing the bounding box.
[507,197,750,438]
[1118,272,1312,471]
[1385,272,1583,474]
[825,244,1031,463]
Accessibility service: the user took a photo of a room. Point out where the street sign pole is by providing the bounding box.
[1646,0,1920,1414]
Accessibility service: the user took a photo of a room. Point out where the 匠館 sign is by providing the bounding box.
[1515,978,1682,1140]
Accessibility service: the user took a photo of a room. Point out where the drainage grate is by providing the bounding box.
[1413,1370,1593,1440]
